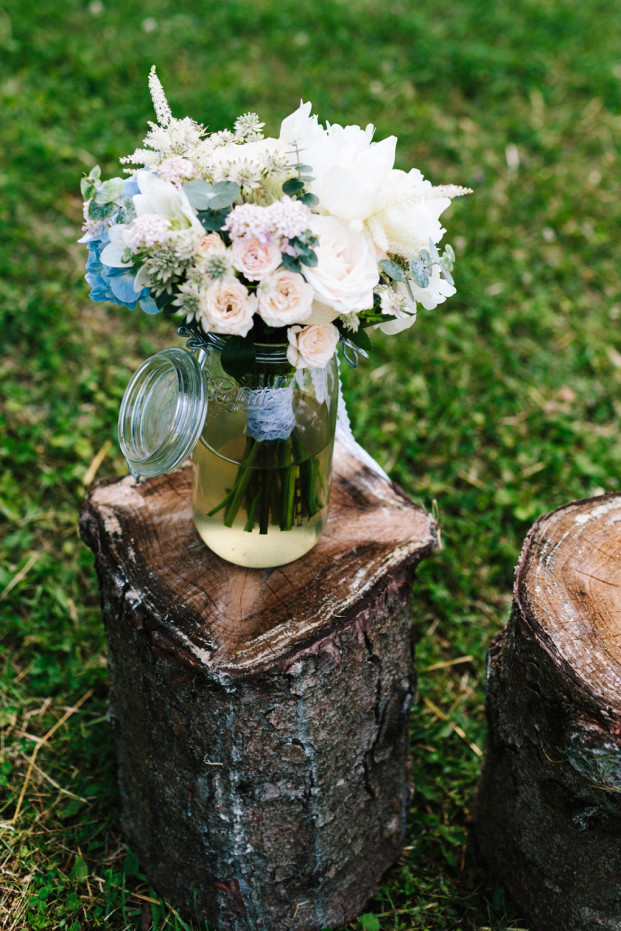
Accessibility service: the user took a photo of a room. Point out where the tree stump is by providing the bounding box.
[80,443,435,931]
[474,493,621,931]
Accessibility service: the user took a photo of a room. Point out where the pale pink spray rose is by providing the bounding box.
[257,269,314,327]
[201,279,257,336]
[287,323,340,369]
[199,232,225,252]
[231,236,283,281]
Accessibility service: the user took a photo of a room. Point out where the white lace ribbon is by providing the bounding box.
[243,359,389,481]
[334,356,389,480]
[246,385,296,441]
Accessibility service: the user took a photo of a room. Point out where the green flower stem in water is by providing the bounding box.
[208,429,327,536]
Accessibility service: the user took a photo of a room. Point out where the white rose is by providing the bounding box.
[209,136,287,169]
[231,236,283,281]
[287,323,340,369]
[201,279,257,336]
[257,270,314,327]
[302,216,378,314]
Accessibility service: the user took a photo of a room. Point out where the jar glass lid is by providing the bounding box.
[118,347,207,482]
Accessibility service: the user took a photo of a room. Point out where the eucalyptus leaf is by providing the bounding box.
[294,163,314,174]
[442,243,455,270]
[298,249,318,267]
[88,199,116,221]
[281,253,302,273]
[90,164,101,181]
[428,238,440,263]
[441,266,455,286]
[282,177,305,195]
[198,208,230,231]
[299,192,319,207]
[94,177,125,204]
[183,179,215,210]
[380,259,406,281]
[207,181,241,210]
[409,257,430,288]
[419,249,431,267]
[115,195,136,225]
[80,177,96,200]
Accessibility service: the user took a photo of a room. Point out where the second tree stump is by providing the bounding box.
[80,444,435,931]
[475,493,621,931]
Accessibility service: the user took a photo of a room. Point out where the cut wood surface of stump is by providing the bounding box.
[80,443,436,931]
[474,493,621,931]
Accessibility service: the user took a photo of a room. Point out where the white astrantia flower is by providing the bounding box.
[375,282,417,335]
[205,137,290,186]
[339,311,361,332]
[174,279,204,323]
[193,244,234,281]
[233,112,265,142]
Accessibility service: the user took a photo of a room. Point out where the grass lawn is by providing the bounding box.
[1,0,620,927]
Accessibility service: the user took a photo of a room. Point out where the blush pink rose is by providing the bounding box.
[201,279,257,336]
[287,323,340,369]
[199,232,225,252]
[257,270,314,327]
[231,236,283,281]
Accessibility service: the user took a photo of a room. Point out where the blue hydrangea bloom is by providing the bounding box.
[82,175,161,316]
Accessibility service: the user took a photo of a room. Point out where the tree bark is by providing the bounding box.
[474,493,621,931]
[80,444,435,931]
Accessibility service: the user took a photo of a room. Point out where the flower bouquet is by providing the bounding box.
[80,68,469,567]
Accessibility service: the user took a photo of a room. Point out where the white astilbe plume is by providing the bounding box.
[367,177,473,257]
[148,65,172,127]
[120,117,206,170]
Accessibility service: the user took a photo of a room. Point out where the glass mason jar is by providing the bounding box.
[192,336,339,568]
